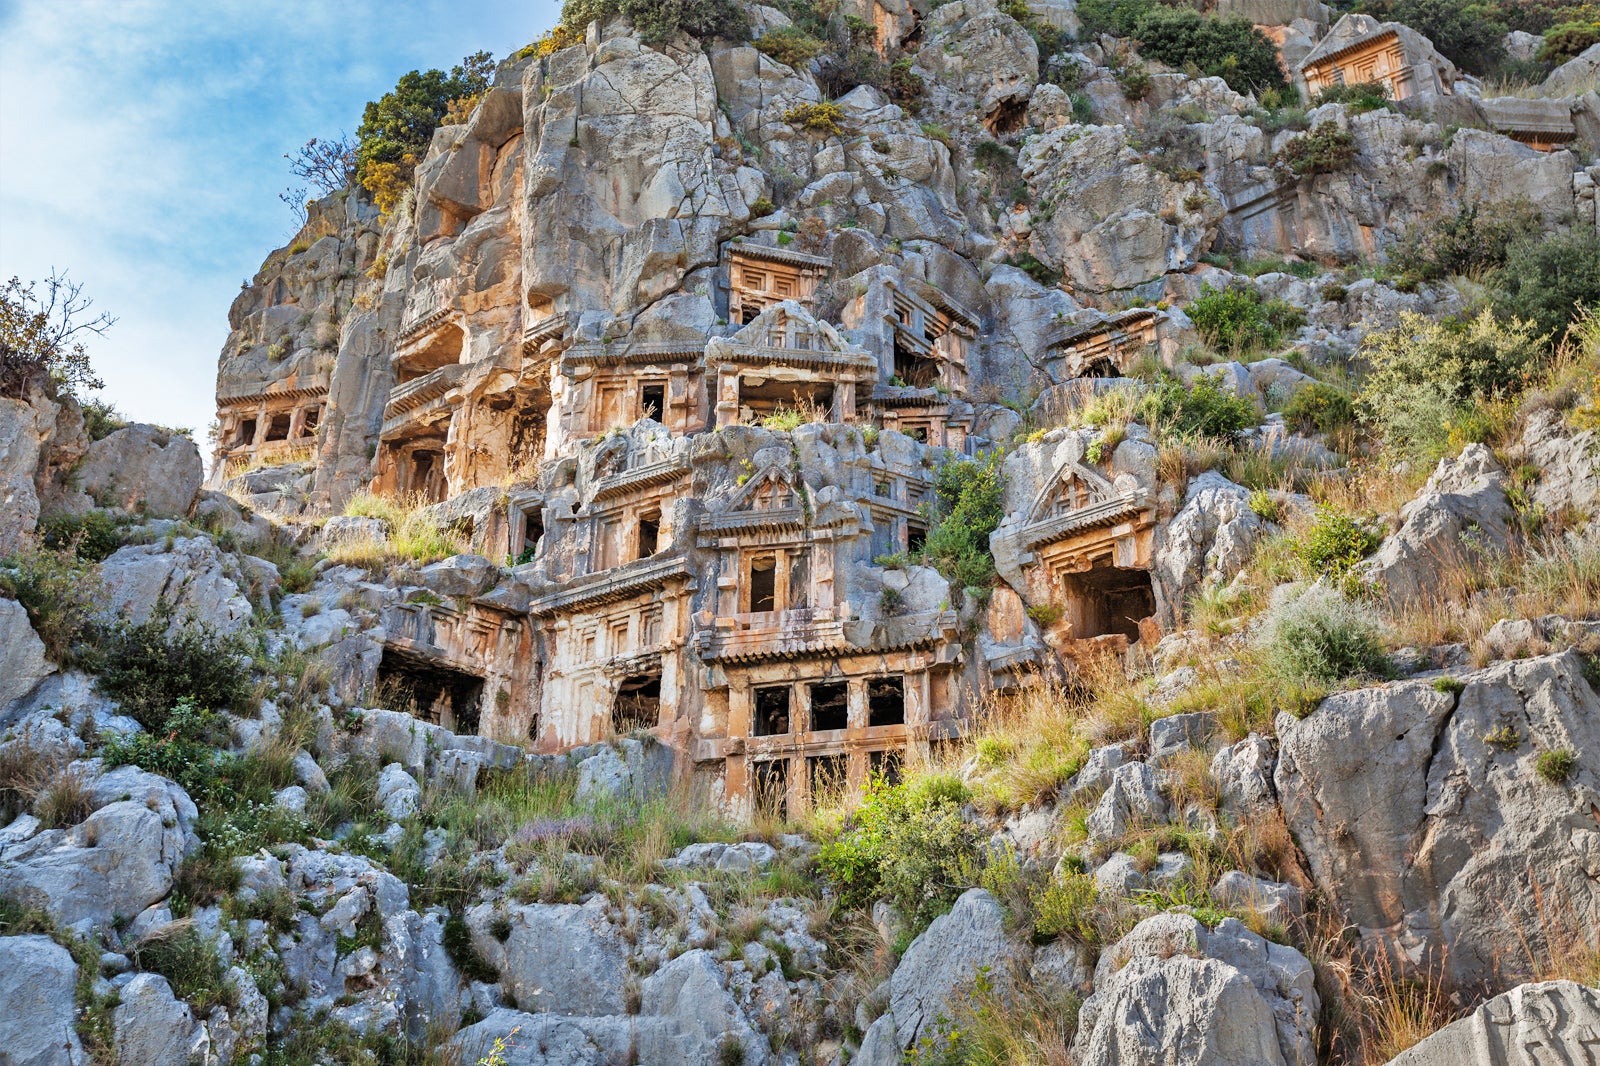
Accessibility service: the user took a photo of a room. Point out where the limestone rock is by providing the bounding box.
[1386,980,1600,1065]
[0,934,83,1066]
[1084,761,1170,845]
[572,738,674,805]
[467,901,628,1016]
[0,596,55,715]
[1075,912,1318,1066]
[74,424,202,518]
[98,536,256,634]
[1275,651,1600,987]
[375,763,422,820]
[891,888,1026,1049]
[112,973,204,1066]
[641,948,769,1065]
[1362,444,1511,606]
[1154,472,1270,626]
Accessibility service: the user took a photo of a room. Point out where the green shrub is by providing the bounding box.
[355,53,493,204]
[816,773,982,931]
[1539,21,1600,62]
[561,0,749,44]
[1141,375,1257,441]
[1030,870,1100,945]
[1275,122,1358,177]
[1536,747,1577,783]
[917,452,1007,593]
[1389,200,1543,283]
[94,606,250,732]
[80,398,128,441]
[1356,310,1548,458]
[1125,7,1288,94]
[1248,489,1283,523]
[1187,283,1304,352]
[1493,229,1600,342]
[1280,381,1355,435]
[783,102,845,136]
[0,545,102,664]
[38,510,124,562]
[753,25,826,67]
[1311,80,1392,113]
[1294,505,1381,577]
[1256,583,1389,684]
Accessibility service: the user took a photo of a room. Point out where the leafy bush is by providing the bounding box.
[1280,381,1356,435]
[1127,7,1288,94]
[1493,229,1600,341]
[783,102,846,136]
[918,452,1007,592]
[355,53,493,212]
[1357,310,1548,457]
[1256,583,1389,684]
[1389,200,1543,283]
[1030,870,1100,945]
[129,925,235,1015]
[1540,20,1600,62]
[753,25,826,67]
[38,510,124,563]
[1294,505,1381,577]
[817,774,982,931]
[94,607,250,732]
[80,398,128,440]
[1311,80,1392,113]
[1187,283,1305,352]
[1141,375,1258,441]
[0,545,102,664]
[561,0,750,44]
[1275,122,1357,177]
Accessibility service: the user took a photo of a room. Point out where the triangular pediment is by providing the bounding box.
[731,301,848,353]
[1026,461,1119,524]
[726,463,801,513]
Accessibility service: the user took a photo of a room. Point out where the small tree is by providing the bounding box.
[0,272,113,398]
[355,53,495,216]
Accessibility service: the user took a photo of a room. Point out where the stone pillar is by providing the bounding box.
[715,366,740,428]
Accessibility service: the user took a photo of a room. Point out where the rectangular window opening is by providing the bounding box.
[753,759,788,820]
[749,556,777,613]
[867,676,905,727]
[264,412,292,442]
[517,509,544,566]
[869,748,903,786]
[613,672,661,734]
[907,522,927,556]
[637,512,660,560]
[808,754,848,807]
[808,682,849,732]
[753,685,791,737]
[641,383,666,421]
[237,418,257,446]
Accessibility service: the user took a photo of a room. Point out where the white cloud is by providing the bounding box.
[0,0,556,443]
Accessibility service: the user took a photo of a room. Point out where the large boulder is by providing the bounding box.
[112,973,204,1066]
[1386,980,1600,1065]
[98,536,256,634]
[0,796,190,930]
[0,934,83,1066]
[75,424,203,519]
[0,597,55,716]
[640,948,769,1065]
[1275,651,1600,988]
[1153,472,1271,627]
[466,901,629,1015]
[573,737,675,805]
[1361,444,1511,607]
[1073,912,1318,1066]
[890,888,1027,1049]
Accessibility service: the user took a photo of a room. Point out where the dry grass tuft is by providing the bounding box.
[324,491,469,572]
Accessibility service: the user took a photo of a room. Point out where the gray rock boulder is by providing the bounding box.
[0,934,83,1066]
[0,596,55,715]
[891,888,1027,1049]
[112,973,204,1066]
[1075,912,1318,1066]
[1275,650,1600,987]
[98,536,255,634]
[1210,734,1278,816]
[1154,472,1270,626]
[1212,871,1304,928]
[1386,980,1600,1065]
[1085,761,1170,845]
[572,737,674,805]
[467,901,628,1015]
[75,424,202,518]
[1362,444,1511,607]
[375,763,421,820]
[641,948,769,1065]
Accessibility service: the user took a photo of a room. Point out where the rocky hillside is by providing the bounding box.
[3,0,1600,1064]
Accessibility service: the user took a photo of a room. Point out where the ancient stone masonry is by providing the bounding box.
[202,1,1600,812]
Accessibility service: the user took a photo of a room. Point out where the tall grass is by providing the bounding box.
[325,491,469,572]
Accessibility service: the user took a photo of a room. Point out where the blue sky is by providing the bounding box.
[0,0,560,445]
